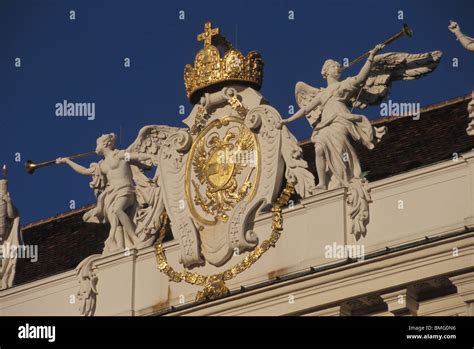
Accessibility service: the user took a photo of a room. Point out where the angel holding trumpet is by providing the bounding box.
[55,127,178,254]
[55,133,156,253]
[280,43,387,191]
[279,28,442,238]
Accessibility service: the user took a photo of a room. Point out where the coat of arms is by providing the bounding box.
[187,117,258,225]
[155,22,315,279]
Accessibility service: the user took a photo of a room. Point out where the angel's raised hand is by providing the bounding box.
[276,120,287,130]
[56,157,68,164]
[448,20,460,33]
[369,43,385,57]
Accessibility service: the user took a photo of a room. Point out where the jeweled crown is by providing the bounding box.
[184,22,264,103]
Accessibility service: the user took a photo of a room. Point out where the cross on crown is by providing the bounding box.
[197,22,219,47]
[185,21,263,102]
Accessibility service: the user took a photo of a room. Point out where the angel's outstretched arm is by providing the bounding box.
[56,158,95,176]
[449,21,474,52]
[459,36,474,51]
[118,151,154,162]
[456,32,474,51]
[354,43,385,85]
[283,94,321,125]
[282,107,308,125]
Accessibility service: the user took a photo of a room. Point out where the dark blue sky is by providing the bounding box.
[1,0,473,224]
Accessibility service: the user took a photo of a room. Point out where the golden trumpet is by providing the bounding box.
[25,151,96,174]
[340,23,413,71]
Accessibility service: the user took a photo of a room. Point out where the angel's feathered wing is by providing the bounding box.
[126,125,181,242]
[126,125,181,182]
[127,125,180,167]
[295,81,322,126]
[351,50,442,108]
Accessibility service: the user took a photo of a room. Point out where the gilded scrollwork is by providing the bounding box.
[187,118,258,224]
[155,183,295,301]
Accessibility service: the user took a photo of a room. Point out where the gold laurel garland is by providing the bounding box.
[154,182,295,301]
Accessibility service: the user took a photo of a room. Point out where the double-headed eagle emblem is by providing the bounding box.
[189,119,257,224]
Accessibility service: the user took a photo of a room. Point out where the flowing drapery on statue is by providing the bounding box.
[126,125,181,245]
[282,44,442,239]
[57,130,178,255]
[296,77,386,189]
[57,134,140,254]
[83,154,137,253]
[70,127,179,315]
[0,191,23,290]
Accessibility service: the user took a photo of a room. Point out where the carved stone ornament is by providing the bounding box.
[159,86,313,268]
[158,22,315,269]
[75,254,101,316]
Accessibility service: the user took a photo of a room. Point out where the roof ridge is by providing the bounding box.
[22,204,95,231]
[371,91,473,126]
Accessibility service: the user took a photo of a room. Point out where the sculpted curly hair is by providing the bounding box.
[321,59,340,79]
[99,133,117,149]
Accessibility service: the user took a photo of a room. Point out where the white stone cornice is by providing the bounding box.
[381,288,418,316]
[369,157,466,193]
[169,233,474,316]
[303,305,352,316]
[449,271,474,315]
[93,248,137,270]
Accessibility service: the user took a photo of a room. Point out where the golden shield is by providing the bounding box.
[206,147,235,191]
[185,116,260,225]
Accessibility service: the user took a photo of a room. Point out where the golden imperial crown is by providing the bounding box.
[184,22,264,103]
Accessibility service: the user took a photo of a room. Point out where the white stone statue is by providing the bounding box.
[448,20,474,136]
[0,187,23,290]
[69,128,179,315]
[449,20,474,52]
[56,133,167,254]
[281,44,442,239]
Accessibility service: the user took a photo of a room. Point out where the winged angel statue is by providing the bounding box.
[57,126,179,255]
[281,43,442,238]
[448,20,474,135]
